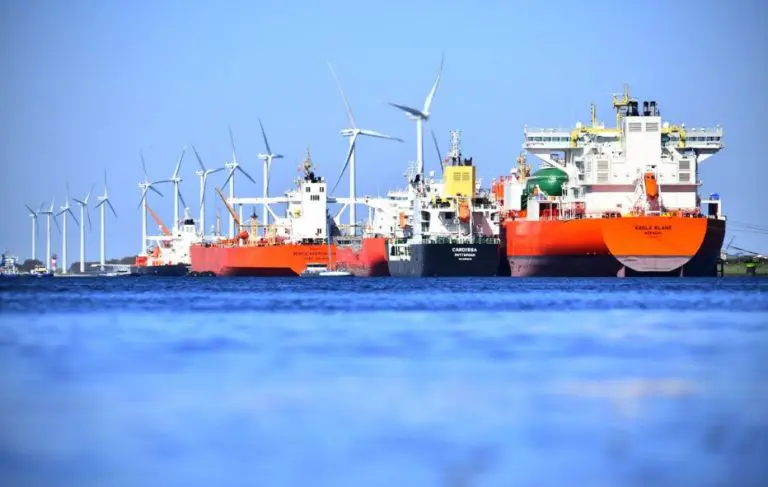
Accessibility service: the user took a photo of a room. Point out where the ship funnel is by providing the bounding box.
[643,101,650,116]
[650,101,657,116]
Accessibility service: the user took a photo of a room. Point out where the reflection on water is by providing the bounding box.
[0,277,767,486]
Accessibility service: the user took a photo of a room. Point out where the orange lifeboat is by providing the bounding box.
[644,171,659,200]
[458,200,471,223]
[398,212,407,229]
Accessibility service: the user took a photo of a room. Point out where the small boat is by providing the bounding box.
[318,213,351,277]
[318,270,352,277]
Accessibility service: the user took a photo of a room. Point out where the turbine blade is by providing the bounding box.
[228,125,238,164]
[172,146,186,179]
[423,52,444,116]
[237,166,256,185]
[53,214,62,235]
[359,129,403,142]
[257,117,273,155]
[332,133,357,194]
[327,62,356,128]
[73,198,86,206]
[388,102,426,119]
[209,167,225,175]
[85,183,94,204]
[192,145,206,172]
[68,208,79,226]
[430,128,443,174]
[222,169,234,188]
[137,188,148,209]
[25,204,35,214]
[141,150,148,179]
[149,185,164,197]
[86,208,92,230]
[178,190,187,208]
[107,200,117,218]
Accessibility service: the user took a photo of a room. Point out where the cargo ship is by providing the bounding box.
[387,130,502,277]
[496,86,725,277]
[189,151,336,276]
[131,208,198,276]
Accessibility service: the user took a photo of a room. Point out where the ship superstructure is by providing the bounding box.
[511,84,723,217]
[190,150,337,276]
[500,85,726,276]
[387,130,502,277]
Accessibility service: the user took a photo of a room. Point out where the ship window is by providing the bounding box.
[306,187,310,192]
[320,187,325,192]
[310,194,320,201]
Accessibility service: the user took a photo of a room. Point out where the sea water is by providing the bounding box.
[1,277,767,487]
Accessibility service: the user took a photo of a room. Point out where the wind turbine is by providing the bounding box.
[137,151,171,254]
[168,147,187,231]
[328,62,403,235]
[192,146,225,236]
[38,200,56,271]
[256,118,283,227]
[24,203,42,262]
[95,170,117,272]
[72,185,93,273]
[222,126,256,238]
[388,53,444,181]
[56,186,79,275]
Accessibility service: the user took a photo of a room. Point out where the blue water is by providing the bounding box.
[1,277,767,487]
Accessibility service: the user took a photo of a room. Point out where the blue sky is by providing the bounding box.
[2,0,766,260]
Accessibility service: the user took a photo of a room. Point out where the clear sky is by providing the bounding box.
[2,0,766,261]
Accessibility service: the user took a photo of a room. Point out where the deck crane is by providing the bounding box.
[146,202,172,237]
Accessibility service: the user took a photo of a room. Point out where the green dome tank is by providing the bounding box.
[525,167,568,197]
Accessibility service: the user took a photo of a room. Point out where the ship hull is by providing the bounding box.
[190,243,333,277]
[387,243,501,277]
[334,237,389,277]
[505,216,725,277]
[131,264,190,277]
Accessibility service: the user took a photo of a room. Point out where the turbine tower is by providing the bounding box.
[222,126,255,238]
[25,203,42,262]
[168,147,187,231]
[192,145,224,236]
[328,62,403,235]
[256,118,283,228]
[39,200,56,271]
[95,170,117,272]
[388,53,444,181]
[137,151,171,254]
[56,187,79,275]
[72,185,93,273]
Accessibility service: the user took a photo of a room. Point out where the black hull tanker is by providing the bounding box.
[387,241,501,277]
[131,263,190,277]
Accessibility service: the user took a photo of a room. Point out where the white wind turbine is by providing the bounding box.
[24,203,42,263]
[38,200,57,271]
[168,147,187,231]
[388,53,444,181]
[256,118,283,227]
[72,185,93,273]
[95,170,117,272]
[192,145,225,236]
[328,62,403,235]
[222,126,256,238]
[56,186,79,275]
[137,151,171,254]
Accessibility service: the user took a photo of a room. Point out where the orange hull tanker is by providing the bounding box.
[191,242,333,277]
[505,215,725,277]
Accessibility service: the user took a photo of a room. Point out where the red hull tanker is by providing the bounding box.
[505,214,725,277]
[191,241,333,277]
[334,237,389,277]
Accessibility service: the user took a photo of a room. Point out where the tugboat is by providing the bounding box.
[386,130,502,277]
